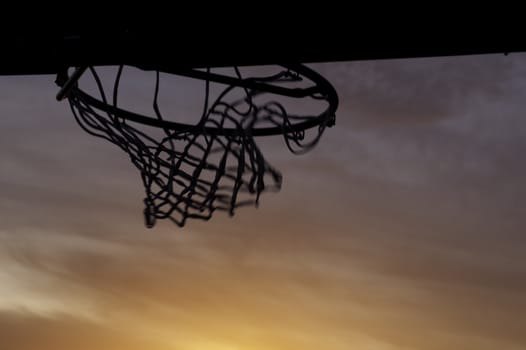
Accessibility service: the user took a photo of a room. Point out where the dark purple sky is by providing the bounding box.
[1,54,525,349]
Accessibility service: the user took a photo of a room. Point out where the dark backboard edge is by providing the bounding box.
[1,32,525,75]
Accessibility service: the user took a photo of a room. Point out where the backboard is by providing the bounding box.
[1,29,525,75]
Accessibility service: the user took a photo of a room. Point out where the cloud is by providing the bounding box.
[2,219,526,349]
[0,311,165,350]
[314,53,523,127]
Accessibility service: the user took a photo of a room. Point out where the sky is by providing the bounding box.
[1,54,526,349]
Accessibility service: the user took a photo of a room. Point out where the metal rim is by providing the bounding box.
[63,63,338,137]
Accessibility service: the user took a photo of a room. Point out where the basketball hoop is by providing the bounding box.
[55,64,338,228]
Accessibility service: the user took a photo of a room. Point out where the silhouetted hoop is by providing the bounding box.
[56,63,339,227]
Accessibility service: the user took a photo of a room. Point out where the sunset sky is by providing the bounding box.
[1,54,525,349]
